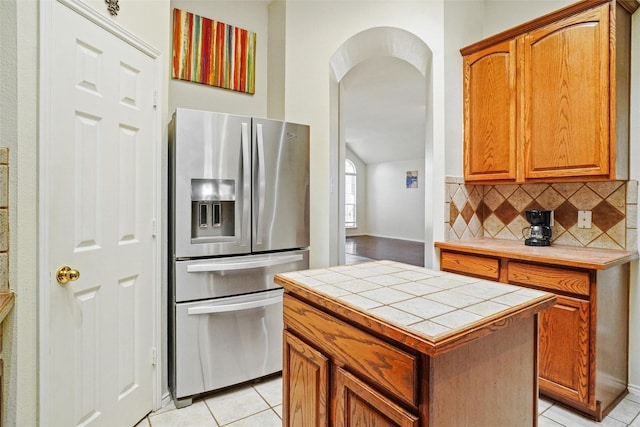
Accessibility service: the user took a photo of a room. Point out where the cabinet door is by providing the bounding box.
[463,39,518,182]
[523,4,610,179]
[538,295,592,408]
[283,331,329,427]
[334,367,419,427]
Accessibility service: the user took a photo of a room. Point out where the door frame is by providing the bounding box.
[38,0,164,420]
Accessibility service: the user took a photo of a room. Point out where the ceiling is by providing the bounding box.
[340,56,426,165]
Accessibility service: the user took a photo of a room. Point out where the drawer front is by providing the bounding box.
[440,251,500,280]
[284,294,418,408]
[508,262,590,296]
[174,290,284,398]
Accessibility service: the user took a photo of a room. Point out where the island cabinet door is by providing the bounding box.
[333,367,419,427]
[538,295,592,409]
[283,330,329,427]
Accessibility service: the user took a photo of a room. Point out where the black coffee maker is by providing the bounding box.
[522,210,552,246]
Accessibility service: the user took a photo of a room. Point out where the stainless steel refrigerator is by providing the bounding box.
[168,108,310,407]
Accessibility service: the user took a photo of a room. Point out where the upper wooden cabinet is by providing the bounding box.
[463,39,517,181]
[462,0,637,183]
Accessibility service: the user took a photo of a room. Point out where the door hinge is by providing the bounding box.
[151,348,157,366]
[153,90,158,108]
[151,218,157,237]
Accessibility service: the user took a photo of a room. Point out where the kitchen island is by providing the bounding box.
[276,260,556,426]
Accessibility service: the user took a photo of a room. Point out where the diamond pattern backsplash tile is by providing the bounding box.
[444,177,638,251]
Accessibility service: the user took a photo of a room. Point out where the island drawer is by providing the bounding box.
[440,251,500,280]
[507,262,590,297]
[283,294,418,407]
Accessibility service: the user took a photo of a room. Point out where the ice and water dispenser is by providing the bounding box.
[191,179,235,242]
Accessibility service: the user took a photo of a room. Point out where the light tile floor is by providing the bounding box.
[137,374,282,427]
[137,374,640,426]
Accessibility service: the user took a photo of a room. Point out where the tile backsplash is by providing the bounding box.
[445,177,638,251]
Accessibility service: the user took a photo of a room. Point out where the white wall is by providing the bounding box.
[82,0,171,53]
[483,0,574,35]
[6,2,51,426]
[367,159,425,242]
[629,5,640,399]
[345,147,367,236]
[267,1,286,120]
[168,1,270,118]
[0,1,26,425]
[443,1,484,178]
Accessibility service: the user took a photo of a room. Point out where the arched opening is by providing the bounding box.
[329,27,434,267]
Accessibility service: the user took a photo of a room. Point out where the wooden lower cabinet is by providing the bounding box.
[282,294,419,427]
[282,292,542,426]
[437,246,630,421]
[283,330,419,427]
[283,331,329,427]
[538,295,591,407]
[334,367,419,427]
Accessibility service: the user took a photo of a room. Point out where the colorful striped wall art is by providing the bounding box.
[172,8,256,94]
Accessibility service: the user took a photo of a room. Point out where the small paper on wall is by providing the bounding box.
[406,170,418,189]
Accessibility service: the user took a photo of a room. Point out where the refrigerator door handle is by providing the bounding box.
[187,295,282,315]
[241,122,251,245]
[186,254,303,273]
[255,123,266,245]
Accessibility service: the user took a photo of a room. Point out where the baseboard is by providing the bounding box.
[363,233,425,244]
[159,391,174,411]
[346,232,367,237]
[628,383,640,397]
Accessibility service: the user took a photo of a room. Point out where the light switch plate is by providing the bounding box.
[577,210,592,229]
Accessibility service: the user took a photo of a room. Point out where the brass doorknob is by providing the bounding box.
[57,265,80,285]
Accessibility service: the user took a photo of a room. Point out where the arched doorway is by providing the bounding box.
[328,27,435,267]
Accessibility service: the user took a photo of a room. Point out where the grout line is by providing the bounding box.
[201,399,221,427]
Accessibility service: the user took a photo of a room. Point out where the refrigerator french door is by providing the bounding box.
[170,109,310,258]
[168,108,310,407]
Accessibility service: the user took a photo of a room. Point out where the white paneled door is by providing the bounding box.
[45,1,158,426]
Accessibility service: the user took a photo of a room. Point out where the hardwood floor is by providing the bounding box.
[345,235,424,267]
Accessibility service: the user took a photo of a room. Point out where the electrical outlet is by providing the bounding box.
[577,210,592,229]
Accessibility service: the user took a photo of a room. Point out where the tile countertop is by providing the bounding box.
[434,237,638,270]
[275,260,556,356]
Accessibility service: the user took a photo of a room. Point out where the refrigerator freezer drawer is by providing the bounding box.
[174,250,309,302]
[173,289,284,400]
